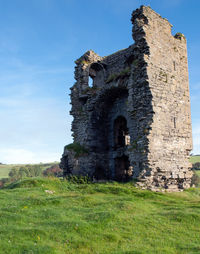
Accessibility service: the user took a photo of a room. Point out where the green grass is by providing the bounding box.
[0,163,59,179]
[190,156,200,164]
[0,178,200,253]
[0,164,15,178]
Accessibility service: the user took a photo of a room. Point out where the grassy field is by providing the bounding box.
[0,163,59,179]
[190,156,200,164]
[0,178,200,254]
[0,164,14,178]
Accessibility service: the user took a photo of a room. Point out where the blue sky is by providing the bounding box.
[0,0,199,163]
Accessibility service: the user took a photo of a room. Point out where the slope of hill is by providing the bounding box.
[0,178,200,254]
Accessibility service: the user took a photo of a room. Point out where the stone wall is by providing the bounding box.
[60,6,193,191]
[131,6,193,191]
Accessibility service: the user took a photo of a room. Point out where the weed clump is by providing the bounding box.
[106,67,130,83]
[174,32,185,40]
[65,143,88,158]
[65,175,91,184]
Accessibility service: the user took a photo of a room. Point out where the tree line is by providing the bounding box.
[0,164,62,188]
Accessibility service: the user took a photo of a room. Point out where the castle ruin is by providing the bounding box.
[60,6,193,191]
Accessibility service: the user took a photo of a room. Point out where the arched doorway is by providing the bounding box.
[114,155,132,181]
[113,116,132,181]
[114,116,130,148]
[90,88,130,180]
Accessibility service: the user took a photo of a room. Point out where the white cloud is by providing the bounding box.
[0,91,73,163]
[0,148,60,164]
[0,56,73,164]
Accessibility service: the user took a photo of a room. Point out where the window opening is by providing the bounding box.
[125,135,130,146]
[88,76,93,87]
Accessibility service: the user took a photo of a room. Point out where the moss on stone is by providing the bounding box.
[119,67,131,76]
[106,73,118,83]
[65,143,88,157]
[132,59,139,67]
[106,67,131,84]
[82,86,98,94]
[159,70,168,83]
[81,60,89,65]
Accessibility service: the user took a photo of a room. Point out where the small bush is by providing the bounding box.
[65,175,91,184]
[174,32,185,40]
[0,178,9,188]
[43,165,63,177]
[191,172,200,187]
[192,162,200,170]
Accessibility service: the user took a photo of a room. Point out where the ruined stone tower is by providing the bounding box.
[60,6,193,191]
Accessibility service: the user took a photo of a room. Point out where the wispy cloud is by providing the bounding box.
[0,92,73,163]
[0,148,60,164]
[0,56,73,164]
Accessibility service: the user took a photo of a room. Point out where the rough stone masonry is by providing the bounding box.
[60,6,193,191]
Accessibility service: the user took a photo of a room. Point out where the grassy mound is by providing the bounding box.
[0,178,200,253]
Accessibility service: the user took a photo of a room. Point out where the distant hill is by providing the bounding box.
[0,162,59,180]
[190,155,200,164]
